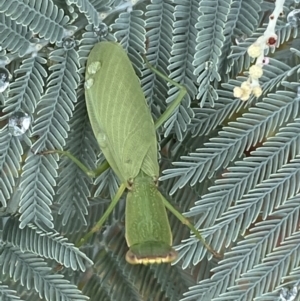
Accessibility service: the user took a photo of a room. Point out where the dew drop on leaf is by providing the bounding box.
[280,282,299,301]
[98,132,107,148]
[8,111,31,136]
[0,67,10,92]
[234,34,247,45]
[287,9,300,27]
[93,23,108,37]
[84,78,94,89]
[62,37,76,50]
[205,61,213,70]
[87,61,101,74]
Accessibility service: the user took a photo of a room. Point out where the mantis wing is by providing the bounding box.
[85,42,159,183]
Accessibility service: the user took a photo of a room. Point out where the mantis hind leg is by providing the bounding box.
[160,194,221,258]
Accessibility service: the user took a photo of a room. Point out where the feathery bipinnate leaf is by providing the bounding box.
[0,13,33,57]
[219,0,262,76]
[1,1,300,301]
[66,0,100,27]
[55,95,95,226]
[0,282,22,301]
[4,55,47,115]
[3,216,93,271]
[18,46,80,229]
[193,0,230,106]
[154,0,196,141]
[161,91,299,195]
[0,245,89,301]
[0,132,22,208]
[0,0,70,43]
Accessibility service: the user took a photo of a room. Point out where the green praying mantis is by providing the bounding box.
[47,41,219,264]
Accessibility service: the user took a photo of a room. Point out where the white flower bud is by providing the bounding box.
[249,65,263,79]
[241,81,251,93]
[247,44,262,58]
[240,93,251,101]
[252,86,262,97]
[233,86,243,98]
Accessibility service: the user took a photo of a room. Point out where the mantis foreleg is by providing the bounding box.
[143,59,188,130]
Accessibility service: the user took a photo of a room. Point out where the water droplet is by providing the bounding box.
[0,67,9,92]
[280,282,299,301]
[235,34,247,45]
[8,111,31,136]
[287,9,300,27]
[84,78,94,89]
[93,23,108,37]
[88,61,101,74]
[99,12,108,20]
[62,37,76,50]
[205,61,213,70]
[98,132,107,148]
